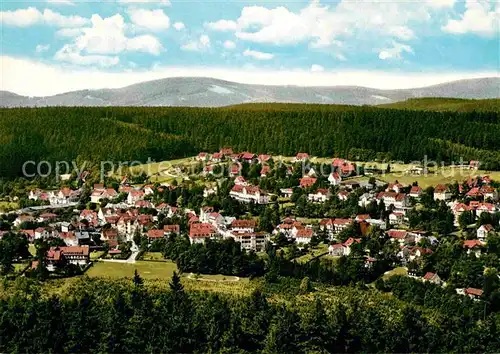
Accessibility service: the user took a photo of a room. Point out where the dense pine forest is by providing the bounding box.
[1,275,499,353]
[1,101,499,177]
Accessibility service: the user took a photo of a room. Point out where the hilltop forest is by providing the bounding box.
[0,101,499,177]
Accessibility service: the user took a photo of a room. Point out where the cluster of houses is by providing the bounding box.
[28,187,81,205]
[7,150,498,283]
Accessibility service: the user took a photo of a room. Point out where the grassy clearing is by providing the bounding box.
[142,252,167,261]
[382,267,408,280]
[0,201,18,212]
[90,251,105,260]
[295,244,331,263]
[86,260,178,280]
[374,168,500,188]
[189,273,242,282]
[29,244,37,257]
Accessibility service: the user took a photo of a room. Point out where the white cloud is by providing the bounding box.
[52,13,163,67]
[35,44,50,53]
[206,0,459,48]
[223,40,236,49]
[54,45,119,67]
[243,49,274,60]
[311,64,324,72]
[55,27,84,38]
[181,34,211,51]
[127,8,170,31]
[388,26,415,41]
[2,56,498,96]
[46,0,75,5]
[378,41,414,60]
[206,19,238,31]
[442,0,498,37]
[70,14,163,55]
[119,0,171,6]
[0,7,89,27]
[173,21,185,31]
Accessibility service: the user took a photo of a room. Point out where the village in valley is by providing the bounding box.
[0,148,499,301]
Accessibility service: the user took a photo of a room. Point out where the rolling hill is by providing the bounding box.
[1,77,498,107]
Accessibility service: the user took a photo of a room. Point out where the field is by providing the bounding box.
[373,168,500,188]
[382,267,408,280]
[89,251,105,260]
[86,260,247,283]
[0,201,19,212]
[141,252,167,261]
[87,260,178,280]
[29,244,37,257]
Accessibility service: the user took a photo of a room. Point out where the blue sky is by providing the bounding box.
[1,0,499,95]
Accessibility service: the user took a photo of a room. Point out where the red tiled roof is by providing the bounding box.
[465,288,483,296]
[463,239,484,249]
[296,228,313,238]
[333,218,353,225]
[300,176,317,188]
[164,224,180,233]
[231,219,257,228]
[47,246,89,261]
[387,229,407,239]
[147,229,164,238]
[240,152,255,160]
[343,237,361,247]
[189,223,215,238]
[423,272,435,280]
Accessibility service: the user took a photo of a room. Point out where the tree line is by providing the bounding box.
[0,273,499,353]
[1,105,499,177]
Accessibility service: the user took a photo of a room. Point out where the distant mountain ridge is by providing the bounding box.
[1,77,498,107]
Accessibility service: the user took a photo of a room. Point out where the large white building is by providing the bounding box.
[230,184,269,204]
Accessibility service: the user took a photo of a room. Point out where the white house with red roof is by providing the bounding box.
[299,176,317,188]
[90,188,118,204]
[196,152,209,161]
[328,172,341,186]
[389,212,405,225]
[477,224,494,242]
[376,192,409,210]
[240,152,256,163]
[295,228,314,244]
[231,219,257,233]
[386,182,404,193]
[229,164,241,177]
[328,237,361,256]
[308,188,331,203]
[463,239,485,257]
[229,232,269,251]
[258,154,272,164]
[456,287,483,300]
[319,218,353,236]
[189,223,217,244]
[423,272,442,285]
[127,190,145,205]
[234,176,247,186]
[476,202,497,217]
[434,184,452,201]
[480,185,499,201]
[229,184,269,204]
[260,165,271,177]
[387,229,409,244]
[409,186,423,198]
[211,152,222,162]
[294,153,309,162]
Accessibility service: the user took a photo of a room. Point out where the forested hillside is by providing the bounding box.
[1,276,499,353]
[1,104,499,177]
[379,98,500,112]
